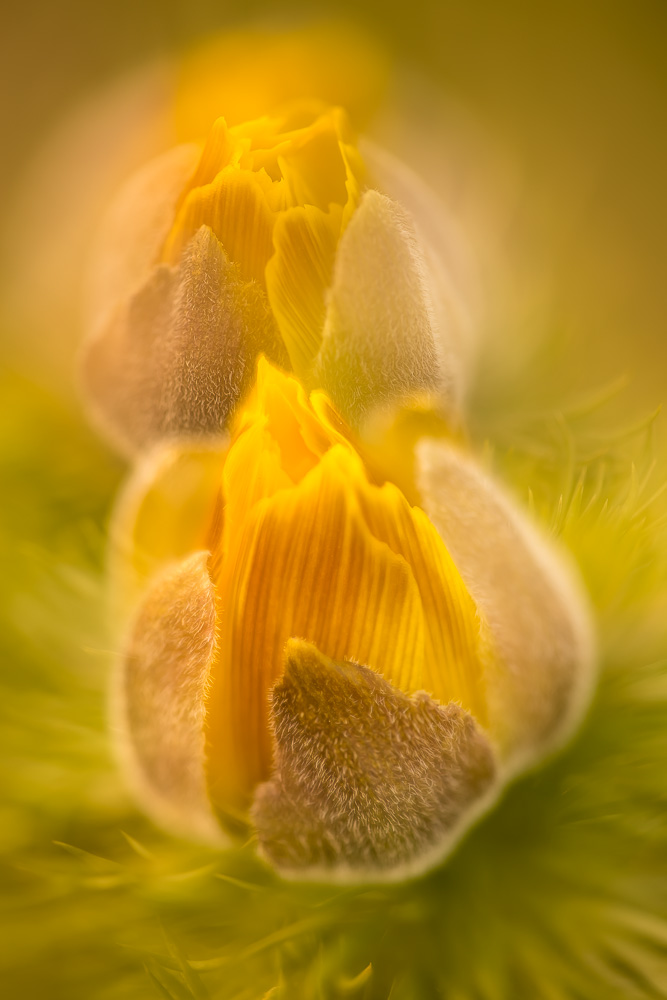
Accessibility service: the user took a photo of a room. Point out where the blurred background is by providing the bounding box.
[1,2,666,998]
[2,0,666,413]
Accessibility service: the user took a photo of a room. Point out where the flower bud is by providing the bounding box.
[82,90,478,455]
[113,361,595,879]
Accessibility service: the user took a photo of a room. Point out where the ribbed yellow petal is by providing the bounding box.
[276,110,351,211]
[181,117,237,189]
[202,365,488,814]
[204,445,427,812]
[265,203,343,374]
[355,485,487,721]
[164,166,277,283]
[262,111,363,375]
[220,358,354,528]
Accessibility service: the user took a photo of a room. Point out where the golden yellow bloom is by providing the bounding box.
[115,360,594,879]
[162,101,364,376]
[80,37,475,456]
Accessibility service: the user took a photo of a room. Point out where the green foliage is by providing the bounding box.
[1,364,666,999]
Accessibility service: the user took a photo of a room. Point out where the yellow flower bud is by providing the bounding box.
[81,62,477,455]
[114,360,595,879]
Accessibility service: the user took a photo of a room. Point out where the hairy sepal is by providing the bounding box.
[81,225,286,455]
[416,439,597,772]
[113,551,224,843]
[252,640,498,882]
[314,190,446,426]
[362,140,480,413]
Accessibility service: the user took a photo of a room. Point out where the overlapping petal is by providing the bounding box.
[204,362,488,814]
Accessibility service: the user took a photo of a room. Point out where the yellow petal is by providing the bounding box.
[262,110,364,378]
[115,552,223,843]
[276,108,352,212]
[110,440,227,622]
[253,640,497,880]
[203,374,488,813]
[178,116,238,190]
[164,166,277,284]
[221,357,339,525]
[355,473,489,721]
[265,203,342,375]
[416,439,596,768]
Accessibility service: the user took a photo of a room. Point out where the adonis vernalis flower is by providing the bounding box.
[81,90,475,455]
[114,359,594,879]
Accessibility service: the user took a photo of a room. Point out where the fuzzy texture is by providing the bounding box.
[417,438,597,768]
[253,640,497,879]
[82,226,286,455]
[361,139,479,409]
[2,372,666,999]
[117,550,222,843]
[106,362,596,853]
[313,190,444,424]
[81,140,479,455]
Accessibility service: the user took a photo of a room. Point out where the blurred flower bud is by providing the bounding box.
[81,89,479,456]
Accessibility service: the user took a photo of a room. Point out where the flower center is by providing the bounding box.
[161,104,365,378]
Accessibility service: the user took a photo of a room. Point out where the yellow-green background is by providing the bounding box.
[1,3,667,998]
